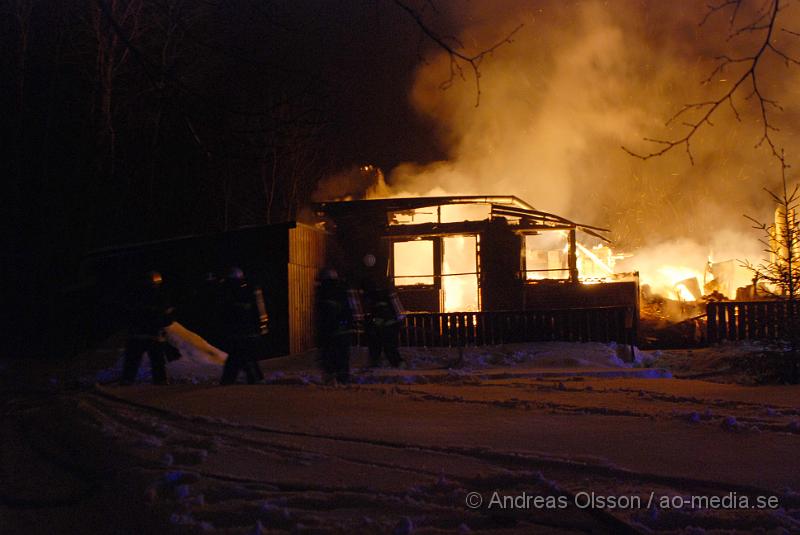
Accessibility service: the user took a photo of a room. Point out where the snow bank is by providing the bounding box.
[97,328,661,385]
[400,341,643,370]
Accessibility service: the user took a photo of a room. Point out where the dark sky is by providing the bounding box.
[3,0,800,265]
[244,0,449,170]
[1,0,452,257]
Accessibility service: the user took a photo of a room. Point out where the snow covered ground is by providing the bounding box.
[3,335,800,533]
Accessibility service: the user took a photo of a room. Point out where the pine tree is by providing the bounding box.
[743,151,800,381]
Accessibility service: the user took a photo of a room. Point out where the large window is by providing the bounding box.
[524,232,569,280]
[393,240,434,286]
[442,235,479,312]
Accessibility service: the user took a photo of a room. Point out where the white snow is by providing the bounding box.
[95,325,673,386]
[7,331,800,533]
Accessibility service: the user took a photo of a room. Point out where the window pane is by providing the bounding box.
[442,235,479,311]
[442,235,476,274]
[393,240,434,286]
[443,274,479,312]
[525,232,569,280]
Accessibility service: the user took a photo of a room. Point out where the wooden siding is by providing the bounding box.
[523,280,638,310]
[288,223,328,354]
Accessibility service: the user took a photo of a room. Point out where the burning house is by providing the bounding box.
[316,196,639,347]
[80,196,639,360]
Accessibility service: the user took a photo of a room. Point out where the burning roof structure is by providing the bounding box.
[315,195,637,315]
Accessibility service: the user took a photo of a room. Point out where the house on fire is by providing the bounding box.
[316,196,639,347]
[82,196,638,360]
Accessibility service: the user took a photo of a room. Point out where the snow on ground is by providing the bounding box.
[397,340,644,370]
[92,322,658,386]
[650,340,800,385]
[92,323,660,387]
[3,338,800,533]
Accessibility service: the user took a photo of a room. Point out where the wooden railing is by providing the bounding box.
[397,306,636,347]
[707,300,799,343]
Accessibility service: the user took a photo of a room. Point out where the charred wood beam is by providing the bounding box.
[515,224,575,232]
[491,205,611,233]
[314,195,535,218]
[568,228,579,283]
[493,209,612,244]
[384,220,488,238]
[578,228,613,244]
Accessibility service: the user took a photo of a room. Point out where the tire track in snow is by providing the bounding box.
[87,388,652,532]
[89,386,790,497]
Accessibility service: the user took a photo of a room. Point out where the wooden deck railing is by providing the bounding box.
[395,306,636,347]
[706,300,799,343]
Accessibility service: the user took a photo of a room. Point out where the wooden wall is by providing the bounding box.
[523,280,639,310]
[288,223,329,354]
[85,223,294,357]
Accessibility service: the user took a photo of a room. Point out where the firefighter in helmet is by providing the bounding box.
[361,254,405,368]
[121,270,175,385]
[219,267,268,385]
[315,268,354,384]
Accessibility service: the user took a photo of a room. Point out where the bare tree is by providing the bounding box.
[623,0,800,165]
[91,0,145,181]
[391,0,522,106]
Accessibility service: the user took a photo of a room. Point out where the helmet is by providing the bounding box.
[320,268,339,281]
[147,271,163,287]
[227,266,245,280]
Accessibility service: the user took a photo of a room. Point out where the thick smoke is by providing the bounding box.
[384,0,799,288]
[312,165,390,202]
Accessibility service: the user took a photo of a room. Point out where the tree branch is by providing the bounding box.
[392,0,522,106]
[623,0,799,164]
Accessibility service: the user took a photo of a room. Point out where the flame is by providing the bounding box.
[675,282,697,302]
[653,266,703,302]
[442,235,479,312]
[388,201,764,309]
[393,240,434,286]
[391,204,482,312]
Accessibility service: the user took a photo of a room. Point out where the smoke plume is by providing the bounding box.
[385,0,799,282]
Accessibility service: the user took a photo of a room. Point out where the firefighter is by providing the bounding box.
[121,271,175,385]
[218,267,268,385]
[361,254,406,368]
[315,268,353,384]
[189,271,222,344]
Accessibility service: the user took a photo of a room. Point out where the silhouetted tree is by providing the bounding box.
[742,152,800,380]
[743,152,799,302]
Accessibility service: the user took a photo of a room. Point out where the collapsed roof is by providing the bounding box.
[314,195,611,243]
